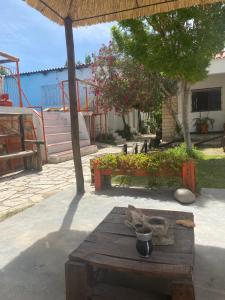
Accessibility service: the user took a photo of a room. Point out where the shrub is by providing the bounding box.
[166,143,203,160]
[95,144,202,174]
[116,125,134,140]
[95,133,116,145]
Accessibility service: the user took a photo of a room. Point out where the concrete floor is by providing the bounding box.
[0,185,225,300]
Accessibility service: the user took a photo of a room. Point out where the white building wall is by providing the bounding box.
[107,109,139,133]
[177,73,225,132]
[208,58,225,75]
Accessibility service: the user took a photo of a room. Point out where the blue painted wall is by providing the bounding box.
[4,66,92,108]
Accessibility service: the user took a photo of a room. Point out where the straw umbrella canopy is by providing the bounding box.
[26,0,221,194]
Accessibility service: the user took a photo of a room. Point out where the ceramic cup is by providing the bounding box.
[135,225,153,257]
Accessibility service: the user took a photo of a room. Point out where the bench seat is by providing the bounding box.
[0,150,35,161]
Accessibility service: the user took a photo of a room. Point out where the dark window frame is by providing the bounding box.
[191,87,222,112]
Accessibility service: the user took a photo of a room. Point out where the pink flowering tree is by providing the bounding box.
[91,41,176,134]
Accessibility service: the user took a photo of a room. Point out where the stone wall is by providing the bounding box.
[162,97,178,142]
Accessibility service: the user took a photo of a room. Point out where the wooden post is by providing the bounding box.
[76,80,81,111]
[94,162,102,191]
[182,160,196,193]
[19,114,27,169]
[65,261,88,300]
[16,61,23,107]
[85,86,88,112]
[64,16,84,194]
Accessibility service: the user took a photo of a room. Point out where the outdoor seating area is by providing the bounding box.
[66,207,195,300]
[1,184,225,300]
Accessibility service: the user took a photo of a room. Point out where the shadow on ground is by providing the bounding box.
[0,193,88,300]
[94,185,225,208]
[94,186,175,201]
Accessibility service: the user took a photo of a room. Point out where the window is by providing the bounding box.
[192,88,221,112]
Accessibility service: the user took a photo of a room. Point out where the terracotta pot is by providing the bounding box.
[200,123,208,134]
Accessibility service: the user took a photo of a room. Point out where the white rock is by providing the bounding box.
[174,188,196,204]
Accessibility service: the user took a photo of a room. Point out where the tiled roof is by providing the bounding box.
[18,64,90,76]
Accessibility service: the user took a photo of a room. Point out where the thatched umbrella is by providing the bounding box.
[26,0,220,194]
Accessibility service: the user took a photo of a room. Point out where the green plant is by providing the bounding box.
[95,133,116,145]
[166,143,203,160]
[116,125,134,140]
[193,115,215,132]
[139,120,148,134]
[95,144,202,173]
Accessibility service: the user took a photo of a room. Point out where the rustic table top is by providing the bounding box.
[69,207,194,279]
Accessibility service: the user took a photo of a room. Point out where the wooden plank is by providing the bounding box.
[65,261,88,300]
[24,140,44,145]
[0,51,19,62]
[111,207,194,220]
[0,134,20,138]
[71,237,193,266]
[90,225,194,254]
[0,150,34,161]
[172,281,195,300]
[102,213,193,230]
[71,252,192,279]
[91,283,167,300]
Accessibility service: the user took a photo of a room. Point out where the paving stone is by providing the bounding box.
[15,187,29,192]
[1,191,17,201]
[0,206,10,212]
[0,145,121,221]
[30,195,44,203]
[3,198,29,207]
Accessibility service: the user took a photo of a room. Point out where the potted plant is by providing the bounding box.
[193,113,215,134]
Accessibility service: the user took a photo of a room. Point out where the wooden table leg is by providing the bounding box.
[65,260,88,300]
[172,281,195,300]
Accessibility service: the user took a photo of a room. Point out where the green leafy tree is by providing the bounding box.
[85,54,92,64]
[0,67,8,75]
[91,42,177,135]
[112,3,225,149]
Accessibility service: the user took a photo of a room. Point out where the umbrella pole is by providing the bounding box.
[64,16,84,194]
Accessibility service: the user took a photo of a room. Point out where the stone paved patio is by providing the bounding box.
[0,145,121,221]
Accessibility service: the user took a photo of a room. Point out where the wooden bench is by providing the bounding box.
[0,140,44,171]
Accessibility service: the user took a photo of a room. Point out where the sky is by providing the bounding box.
[1,0,114,72]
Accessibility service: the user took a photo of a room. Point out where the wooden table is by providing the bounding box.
[65,207,195,300]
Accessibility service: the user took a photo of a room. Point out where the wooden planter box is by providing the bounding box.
[93,160,196,193]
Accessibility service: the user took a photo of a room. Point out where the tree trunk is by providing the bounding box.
[122,113,127,131]
[64,17,84,194]
[181,80,192,150]
[163,98,182,136]
[137,109,142,132]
